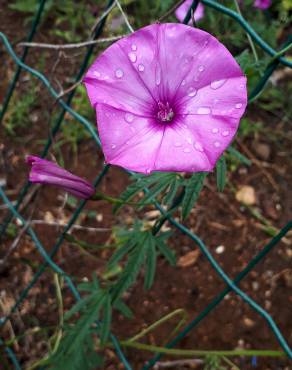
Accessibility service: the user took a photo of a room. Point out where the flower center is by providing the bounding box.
[157,101,174,123]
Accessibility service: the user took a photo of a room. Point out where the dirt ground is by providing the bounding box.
[0,2,291,369]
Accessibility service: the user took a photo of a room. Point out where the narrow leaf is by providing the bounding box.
[216,156,227,192]
[100,294,112,345]
[144,235,157,290]
[182,173,207,219]
[156,240,176,265]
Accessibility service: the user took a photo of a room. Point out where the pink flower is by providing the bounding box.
[175,1,205,24]
[84,24,247,174]
[26,156,95,199]
[254,0,271,9]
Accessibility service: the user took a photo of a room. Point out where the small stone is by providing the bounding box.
[243,317,256,328]
[235,185,256,205]
[215,245,225,254]
[252,281,259,291]
[177,250,200,267]
[252,142,271,161]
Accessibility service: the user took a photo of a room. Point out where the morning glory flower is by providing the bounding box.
[254,0,271,9]
[175,1,205,24]
[84,24,247,174]
[26,156,94,199]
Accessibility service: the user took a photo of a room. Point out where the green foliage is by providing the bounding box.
[4,83,38,136]
[182,173,207,219]
[204,355,227,370]
[216,156,227,192]
[109,225,174,300]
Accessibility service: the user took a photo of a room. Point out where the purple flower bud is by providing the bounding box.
[26,156,95,199]
[254,0,271,9]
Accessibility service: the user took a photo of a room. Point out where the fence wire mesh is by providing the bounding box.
[0,0,291,369]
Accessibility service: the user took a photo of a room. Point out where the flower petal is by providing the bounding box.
[96,104,164,174]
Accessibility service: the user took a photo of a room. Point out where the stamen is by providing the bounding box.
[157,102,174,122]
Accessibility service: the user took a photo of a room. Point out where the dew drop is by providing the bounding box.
[115,68,124,78]
[187,137,192,144]
[198,65,205,72]
[174,142,182,147]
[155,65,161,86]
[188,87,197,97]
[128,52,137,63]
[138,64,145,72]
[125,113,134,123]
[111,144,116,149]
[212,128,219,134]
[213,99,219,104]
[93,70,101,78]
[181,79,186,86]
[239,84,244,90]
[183,148,191,153]
[210,79,226,90]
[235,103,242,109]
[214,141,221,148]
[126,140,130,145]
[194,142,204,152]
[131,44,137,51]
[222,130,230,137]
[146,169,151,174]
[197,107,211,115]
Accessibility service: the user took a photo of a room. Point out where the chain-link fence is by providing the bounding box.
[0,0,291,369]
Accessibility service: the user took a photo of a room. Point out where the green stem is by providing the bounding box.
[119,340,285,358]
[127,309,187,343]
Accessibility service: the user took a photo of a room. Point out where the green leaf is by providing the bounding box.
[164,178,181,205]
[156,240,176,266]
[216,156,227,192]
[182,173,207,219]
[107,240,135,269]
[100,294,112,346]
[144,235,157,290]
[228,146,251,166]
[112,235,147,301]
[114,300,133,319]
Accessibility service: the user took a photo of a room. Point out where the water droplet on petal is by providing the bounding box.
[197,107,211,115]
[131,44,137,51]
[235,103,242,109]
[222,130,230,137]
[125,113,134,123]
[128,52,137,63]
[115,68,124,78]
[214,141,221,148]
[111,144,116,149]
[138,64,145,72]
[155,65,161,86]
[213,99,219,104]
[93,70,101,78]
[210,79,226,90]
[126,140,130,145]
[146,169,151,174]
[183,148,191,153]
[198,65,205,72]
[174,142,182,147]
[212,128,219,134]
[188,87,197,97]
[194,142,204,152]
[187,137,192,144]
[239,84,244,90]
[181,79,186,86]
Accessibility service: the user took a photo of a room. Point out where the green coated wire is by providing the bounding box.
[0,170,132,370]
[1,31,291,361]
[0,0,114,237]
[201,0,292,68]
[144,221,292,368]
[0,0,47,125]
[1,1,292,369]
[0,338,22,370]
